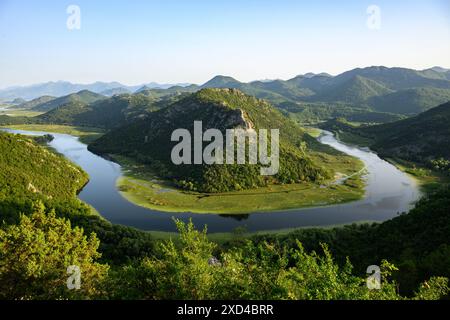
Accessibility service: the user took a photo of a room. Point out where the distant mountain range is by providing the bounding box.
[30,90,106,112]
[197,66,450,118]
[10,95,56,109]
[2,66,450,125]
[0,81,193,100]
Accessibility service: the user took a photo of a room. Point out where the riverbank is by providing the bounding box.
[0,108,44,117]
[383,157,450,194]
[0,124,105,144]
[112,149,365,214]
[325,127,449,194]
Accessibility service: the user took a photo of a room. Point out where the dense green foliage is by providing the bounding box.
[0,131,154,264]
[0,131,88,202]
[429,158,450,176]
[0,204,109,299]
[0,129,449,300]
[67,214,155,265]
[4,211,446,300]
[4,203,446,300]
[107,219,444,300]
[247,186,450,295]
[1,201,449,300]
[89,88,333,192]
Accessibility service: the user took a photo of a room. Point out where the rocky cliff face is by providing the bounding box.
[160,89,254,132]
[226,109,254,130]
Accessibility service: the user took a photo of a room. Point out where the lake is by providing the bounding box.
[1,128,421,233]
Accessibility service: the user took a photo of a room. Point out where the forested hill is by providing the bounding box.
[36,93,156,128]
[11,95,56,110]
[369,87,450,115]
[0,131,88,202]
[31,90,105,112]
[308,75,393,104]
[0,130,155,266]
[361,101,450,162]
[89,88,333,192]
[321,101,450,164]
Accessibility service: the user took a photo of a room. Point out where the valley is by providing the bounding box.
[3,0,450,303]
[1,66,449,301]
[1,126,419,233]
[2,69,445,226]
[320,101,450,191]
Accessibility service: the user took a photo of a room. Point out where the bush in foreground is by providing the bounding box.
[108,219,449,300]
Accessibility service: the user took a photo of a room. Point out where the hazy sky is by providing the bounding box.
[0,0,449,88]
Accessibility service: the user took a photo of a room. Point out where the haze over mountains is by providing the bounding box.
[0,81,193,101]
[30,90,106,112]
[2,67,449,99]
[2,66,450,131]
[3,66,450,119]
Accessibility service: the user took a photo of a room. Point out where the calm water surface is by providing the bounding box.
[2,129,421,232]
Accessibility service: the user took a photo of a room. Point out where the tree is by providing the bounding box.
[0,202,109,299]
[109,219,449,300]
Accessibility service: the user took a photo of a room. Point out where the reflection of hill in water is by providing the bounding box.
[219,214,250,221]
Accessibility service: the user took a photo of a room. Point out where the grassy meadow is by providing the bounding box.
[113,152,365,214]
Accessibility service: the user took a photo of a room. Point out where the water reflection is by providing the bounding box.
[219,214,250,221]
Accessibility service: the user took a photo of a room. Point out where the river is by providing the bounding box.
[1,128,421,233]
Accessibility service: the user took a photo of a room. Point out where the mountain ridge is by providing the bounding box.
[4,66,450,124]
[31,90,106,112]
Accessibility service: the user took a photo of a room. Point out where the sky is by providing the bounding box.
[0,0,449,88]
